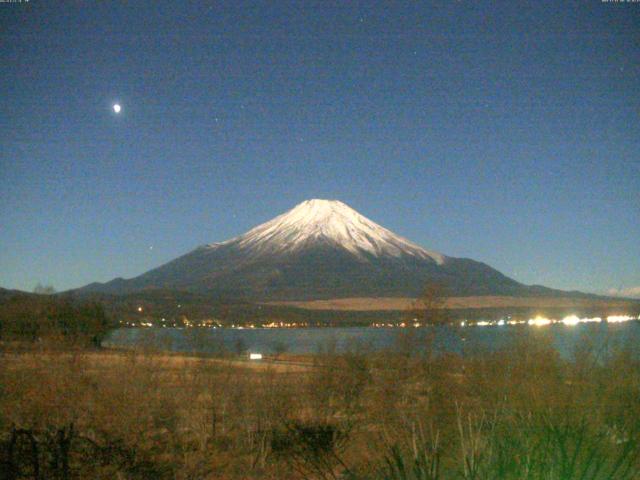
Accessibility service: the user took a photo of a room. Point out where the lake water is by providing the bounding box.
[104,321,640,359]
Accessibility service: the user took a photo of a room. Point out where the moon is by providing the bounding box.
[113,103,122,114]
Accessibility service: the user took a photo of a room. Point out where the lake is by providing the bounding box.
[104,321,640,359]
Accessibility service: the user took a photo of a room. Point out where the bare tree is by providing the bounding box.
[410,282,448,327]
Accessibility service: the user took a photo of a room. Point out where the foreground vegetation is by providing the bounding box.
[1,326,640,480]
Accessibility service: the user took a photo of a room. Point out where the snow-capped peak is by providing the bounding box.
[217,199,445,263]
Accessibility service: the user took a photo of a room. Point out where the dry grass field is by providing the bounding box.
[266,295,638,312]
[2,329,640,479]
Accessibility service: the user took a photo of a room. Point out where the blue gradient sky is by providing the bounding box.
[1,1,638,295]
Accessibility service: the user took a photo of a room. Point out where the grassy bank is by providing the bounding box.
[1,329,640,479]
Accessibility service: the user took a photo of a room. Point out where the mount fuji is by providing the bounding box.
[78,199,564,300]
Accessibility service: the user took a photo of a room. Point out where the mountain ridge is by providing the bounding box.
[76,199,580,300]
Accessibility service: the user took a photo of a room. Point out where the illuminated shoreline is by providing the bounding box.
[120,314,640,329]
[371,314,640,329]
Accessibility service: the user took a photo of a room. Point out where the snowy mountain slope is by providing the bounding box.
[76,199,564,300]
[213,199,446,263]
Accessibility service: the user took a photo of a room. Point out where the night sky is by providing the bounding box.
[1,1,638,296]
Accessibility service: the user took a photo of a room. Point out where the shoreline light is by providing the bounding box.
[561,315,580,326]
[607,315,634,323]
[528,316,552,327]
[508,319,527,325]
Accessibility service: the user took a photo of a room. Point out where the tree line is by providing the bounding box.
[0,293,114,347]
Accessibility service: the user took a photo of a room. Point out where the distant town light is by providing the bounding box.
[508,319,526,325]
[561,315,580,326]
[137,306,143,312]
[528,316,552,327]
[249,353,263,360]
[584,317,602,323]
